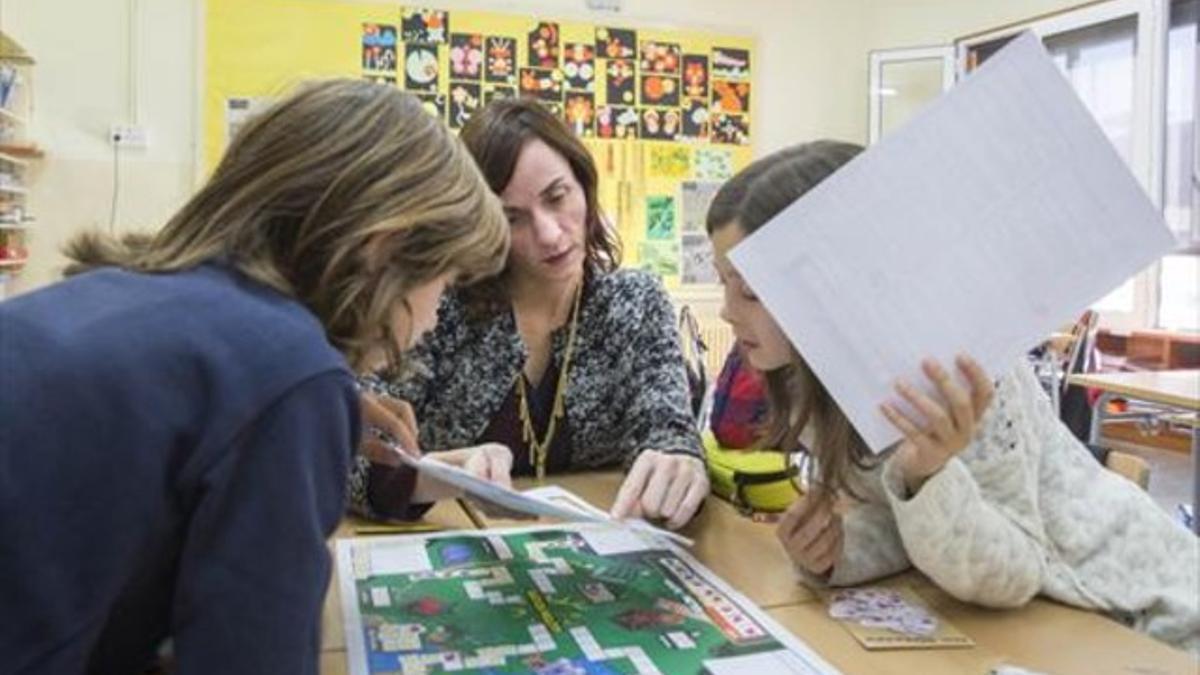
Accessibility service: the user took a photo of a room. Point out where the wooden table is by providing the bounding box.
[1069,370,1200,533]
[321,472,1197,674]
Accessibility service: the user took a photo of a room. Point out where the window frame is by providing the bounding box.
[955,0,1171,333]
[867,45,956,145]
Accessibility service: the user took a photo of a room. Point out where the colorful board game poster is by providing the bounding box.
[404,43,439,92]
[484,84,516,104]
[640,107,681,141]
[564,92,596,137]
[649,145,691,180]
[415,92,446,120]
[485,36,516,84]
[640,41,681,75]
[401,8,448,43]
[682,234,718,284]
[528,21,560,69]
[606,59,636,105]
[336,524,840,674]
[712,46,750,79]
[646,195,676,240]
[447,82,481,129]
[682,54,709,99]
[563,42,596,91]
[711,112,750,145]
[680,180,721,233]
[712,80,750,114]
[682,99,709,139]
[596,105,638,139]
[596,27,636,59]
[640,75,680,107]
[362,24,397,72]
[449,33,484,80]
[695,147,734,180]
[519,67,563,101]
[640,240,680,277]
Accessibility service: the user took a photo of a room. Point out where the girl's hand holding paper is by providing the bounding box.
[880,354,995,494]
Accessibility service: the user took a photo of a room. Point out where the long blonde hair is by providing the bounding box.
[705,140,874,504]
[64,79,508,372]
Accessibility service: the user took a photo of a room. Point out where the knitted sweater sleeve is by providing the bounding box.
[877,365,1050,608]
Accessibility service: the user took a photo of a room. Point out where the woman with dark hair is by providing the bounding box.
[355,98,708,530]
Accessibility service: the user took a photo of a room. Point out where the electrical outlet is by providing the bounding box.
[109,123,149,148]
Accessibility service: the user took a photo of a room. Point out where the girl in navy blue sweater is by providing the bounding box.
[0,80,508,675]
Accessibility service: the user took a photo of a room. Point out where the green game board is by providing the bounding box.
[336,523,836,674]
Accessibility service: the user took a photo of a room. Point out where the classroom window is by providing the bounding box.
[1158,0,1199,330]
[867,46,955,144]
[958,0,1170,332]
[1045,16,1141,314]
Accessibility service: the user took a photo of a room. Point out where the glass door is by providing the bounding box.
[868,46,955,144]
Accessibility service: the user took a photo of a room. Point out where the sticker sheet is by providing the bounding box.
[826,587,975,651]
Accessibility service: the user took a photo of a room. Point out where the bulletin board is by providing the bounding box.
[203,0,756,286]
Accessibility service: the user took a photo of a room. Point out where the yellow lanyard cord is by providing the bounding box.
[516,281,584,481]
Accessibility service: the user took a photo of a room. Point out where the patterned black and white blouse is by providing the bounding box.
[349,268,704,518]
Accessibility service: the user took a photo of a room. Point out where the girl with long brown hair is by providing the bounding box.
[707,140,1198,652]
[0,79,508,673]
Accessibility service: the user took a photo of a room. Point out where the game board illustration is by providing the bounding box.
[337,523,839,674]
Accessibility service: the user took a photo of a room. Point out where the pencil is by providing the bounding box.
[352,522,444,535]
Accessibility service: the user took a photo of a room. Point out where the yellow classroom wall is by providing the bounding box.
[1,0,1084,295]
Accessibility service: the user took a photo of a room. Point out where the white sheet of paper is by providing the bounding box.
[394,451,694,546]
[729,32,1176,452]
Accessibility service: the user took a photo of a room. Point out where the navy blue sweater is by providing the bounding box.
[0,264,359,674]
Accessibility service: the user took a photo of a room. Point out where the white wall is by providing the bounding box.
[2,0,197,292]
[863,0,1085,49]
[1,0,1089,295]
[2,0,876,295]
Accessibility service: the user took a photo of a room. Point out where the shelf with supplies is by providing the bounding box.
[0,31,36,295]
[0,150,30,166]
[0,105,25,126]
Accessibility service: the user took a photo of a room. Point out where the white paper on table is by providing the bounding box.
[729,32,1176,452]
[394,451,694,546]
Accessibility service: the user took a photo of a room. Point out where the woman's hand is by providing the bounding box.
[880,354,995,494]
[776,492,843,578]
[611,450,709,530]
[359,392,419,466]
[413,443,515,504]
[432,443,514,488]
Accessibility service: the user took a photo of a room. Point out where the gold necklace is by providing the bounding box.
[516,281,584,481]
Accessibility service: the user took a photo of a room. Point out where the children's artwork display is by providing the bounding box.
[336,523,840,674]
[680,180,721,233]
[646,196,677,240]
[639,240,680,278]
[682,234,718,285]
[204,1,755,286]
